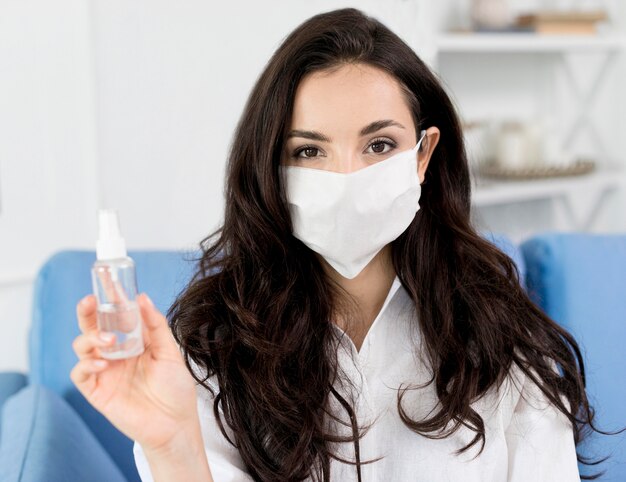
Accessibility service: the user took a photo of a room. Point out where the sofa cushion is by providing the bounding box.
[0,372,28,433]
[0,384,126,482]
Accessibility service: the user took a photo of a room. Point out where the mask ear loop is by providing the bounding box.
[417,129,427,152]
[417,129,427,184]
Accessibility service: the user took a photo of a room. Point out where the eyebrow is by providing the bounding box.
[286,119,405,142]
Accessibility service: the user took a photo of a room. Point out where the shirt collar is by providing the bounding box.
[331,273,403,347]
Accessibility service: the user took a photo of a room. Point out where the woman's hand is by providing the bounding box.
[70,292,201,453]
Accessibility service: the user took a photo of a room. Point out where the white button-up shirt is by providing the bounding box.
[134,275,580,481]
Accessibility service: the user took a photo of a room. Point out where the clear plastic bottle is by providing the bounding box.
[90,209,145,359]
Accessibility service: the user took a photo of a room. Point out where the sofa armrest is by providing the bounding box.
[0,384,127,482]
[0,372,28,415]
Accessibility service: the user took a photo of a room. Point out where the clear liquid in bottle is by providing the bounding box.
[96,300,144,359]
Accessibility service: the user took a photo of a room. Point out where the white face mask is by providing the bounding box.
[280,130,427,279]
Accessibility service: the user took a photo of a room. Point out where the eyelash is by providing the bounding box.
[291,137,397,160]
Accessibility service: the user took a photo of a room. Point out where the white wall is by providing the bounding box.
[1,0,624,372]
[0,0,99,371]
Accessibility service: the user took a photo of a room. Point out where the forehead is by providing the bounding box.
[289,63,412,132]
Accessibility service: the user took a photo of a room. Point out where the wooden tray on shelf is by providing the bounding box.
[478,159,596,180]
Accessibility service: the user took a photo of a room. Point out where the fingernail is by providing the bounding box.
[80,295,91,307]
[143,293,154,307]
[99,332,114,342]
[93,359,107,368]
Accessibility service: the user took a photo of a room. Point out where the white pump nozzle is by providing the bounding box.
[96,209,127,260]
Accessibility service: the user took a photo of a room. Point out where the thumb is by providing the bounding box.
[137,293,177,356]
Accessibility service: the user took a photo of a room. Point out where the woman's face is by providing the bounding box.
[281,62,438,183]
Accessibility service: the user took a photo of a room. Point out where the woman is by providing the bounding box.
[71,7,605,482]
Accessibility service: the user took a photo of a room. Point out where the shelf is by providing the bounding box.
[0,272,34,287]
[434,32,626,53]
[472,166,624,207]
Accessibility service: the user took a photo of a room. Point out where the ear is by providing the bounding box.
[417,126,440,184]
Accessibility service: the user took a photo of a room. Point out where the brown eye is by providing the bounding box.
[293,145,320,159]
[367,138,396,155]
[371,142,386,153]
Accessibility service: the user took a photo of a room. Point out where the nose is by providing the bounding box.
[331,151,367,174]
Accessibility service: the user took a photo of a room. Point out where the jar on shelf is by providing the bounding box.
[471,0,513,30]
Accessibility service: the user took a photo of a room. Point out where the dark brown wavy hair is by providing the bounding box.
[167,7,615,481]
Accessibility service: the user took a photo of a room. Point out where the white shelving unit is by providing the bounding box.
[431,32,626,229]
[435,32,626,53]
[472,166,623,206]
[472,165,626,230]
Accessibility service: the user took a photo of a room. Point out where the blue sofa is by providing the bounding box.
[0,233,623,481]
[0,250,200,482]
[521,233,626,481]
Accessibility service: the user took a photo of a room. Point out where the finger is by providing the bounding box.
[96,269,114,302]
[72,332,116,360]
[137,293,175,356]
[115,302,142,334]
[113,278,131,304]
[76,295,98,334]
[70,358,109,391]
[96,269,130,305]
[111,336,141,354]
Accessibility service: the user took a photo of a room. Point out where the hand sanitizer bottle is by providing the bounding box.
[91,209,145,359]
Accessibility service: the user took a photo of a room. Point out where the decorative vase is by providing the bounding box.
[471,0,512,30]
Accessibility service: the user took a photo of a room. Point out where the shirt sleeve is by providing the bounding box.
[504,364,580,482]
[133,368,255,481]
